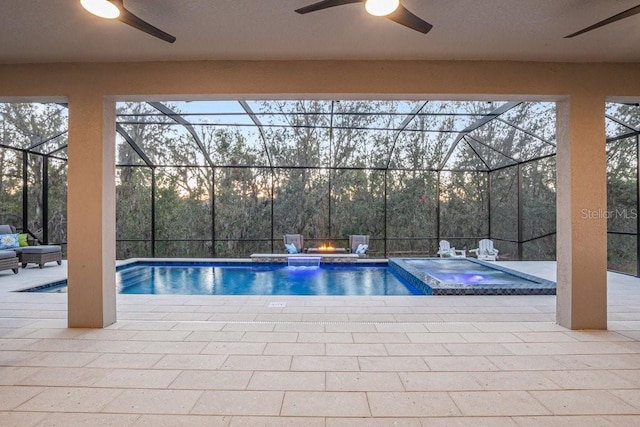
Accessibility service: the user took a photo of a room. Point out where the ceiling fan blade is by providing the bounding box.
[111,0,176,43]
[295,0,361,14]
[387,4,433,34]
[565,4,640,38]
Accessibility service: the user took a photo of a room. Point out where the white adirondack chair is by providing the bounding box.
[437,240,466,258]
[470,239,499,261]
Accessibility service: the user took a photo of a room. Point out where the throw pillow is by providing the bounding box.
[0,233,20,250]
[18,233,29,247]
[355,244,368,254]
[285,243,298,254]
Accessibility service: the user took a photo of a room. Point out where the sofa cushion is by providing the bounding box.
[21,245,62,254]
[0,250,17,259]
[285,243,298,254]
[0,225,14,234]
[0,234,19,250]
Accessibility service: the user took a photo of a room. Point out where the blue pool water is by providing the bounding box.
[28,262,422,296]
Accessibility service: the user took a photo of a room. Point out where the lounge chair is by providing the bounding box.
[470,239,499,261]
[0,224,26,260]
[0,250,19,274]
[283,234,304,254]
[349,234,369,257]
[437,240,466,258]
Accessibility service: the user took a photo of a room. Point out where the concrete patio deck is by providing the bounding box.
[1,261,640,425]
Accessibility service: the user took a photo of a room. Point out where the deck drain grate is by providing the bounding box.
[266,302,287,308]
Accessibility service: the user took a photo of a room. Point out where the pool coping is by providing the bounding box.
[389,257,557,295]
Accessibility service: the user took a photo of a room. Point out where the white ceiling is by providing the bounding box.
[1,0,639,64]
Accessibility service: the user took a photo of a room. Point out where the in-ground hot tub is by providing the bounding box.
[389,258,556,295]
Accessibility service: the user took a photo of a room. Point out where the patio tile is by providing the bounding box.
[86,353,164,369]
[552,354,640,369]
[529,390,637,415]
[358,356,430,372]
[423,323,481,333]
[324,323,377,333]
[170,370,253,390]
[133,414,229,426]
[85,340,150,353]
[512,332,579,343]
[384,343,450,356]
[202,341,266,355]
[16,387,121,412]
[229,416,324,427]
[192,391,284,416]
[139,341,208,354]
[0,366,42,385]
[424,356,499,372]
[34,413,139,427]
[297,332,353,343]
[18,367,109,387]
[353,332,410,343]
[470,371,560,391]
[129,330,193,341]
[512,415,617,426]
[609,389,640,410]
[264,342,325,355]
[1,350,100,368]
[0,385,45,410]
[327,418,422,427]
[450,391,551,416]
[541,369,637,389]
[487,355,568,371]
[444,343,514,355]
[406,332,466,343]
[184,331,245,342]
[0,412,47,427]
[94,368,181,388]
[291,356,359,371]
[367,391,461,417]
[326,372,404,391]
[248,371,326,391]
[417,417,518,426]
[399,371,484,391]
[170,322,225,331]
[241,332,298,342]
[221,355,292,371]
[103,389,203,414]
[326,343,387,356]
[154,354,227,370]
[460,332,523,343]
[0,338,41,350]
[611,369,640,387]
[281,391,370,416]
[602,415,640,426]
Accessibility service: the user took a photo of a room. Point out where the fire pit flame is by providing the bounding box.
[317,243,335,251]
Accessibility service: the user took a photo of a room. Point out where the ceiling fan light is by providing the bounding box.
[364,0,400,17]
[80,0,120,19]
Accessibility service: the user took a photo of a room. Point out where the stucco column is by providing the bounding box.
[67,94,117,328]
[556,94,607,330]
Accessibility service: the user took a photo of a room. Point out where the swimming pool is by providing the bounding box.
[390,258,556,295]
[25,262,422,296]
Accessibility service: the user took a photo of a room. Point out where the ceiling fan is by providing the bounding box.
[565,4,640,38]
[80,0,176,43]
[295,0,433,34]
